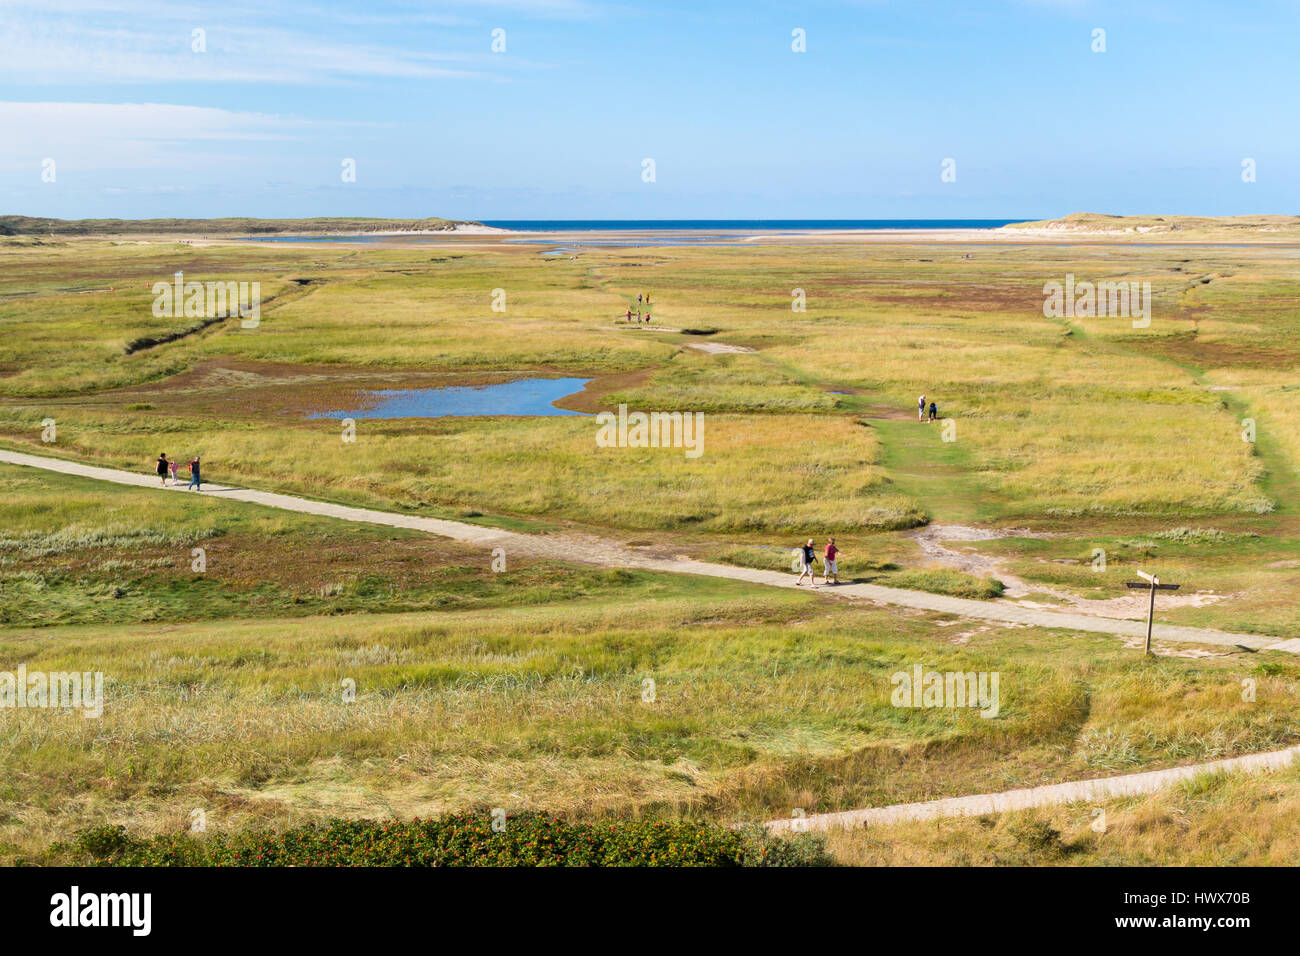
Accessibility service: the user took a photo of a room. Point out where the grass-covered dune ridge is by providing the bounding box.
[0,215,477,237]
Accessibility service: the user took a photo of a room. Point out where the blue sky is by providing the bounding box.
[2,0,1297,220]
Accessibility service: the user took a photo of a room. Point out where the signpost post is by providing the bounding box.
[1125,570,1181,656]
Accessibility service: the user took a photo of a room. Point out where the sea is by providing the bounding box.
[237,220,1031,246]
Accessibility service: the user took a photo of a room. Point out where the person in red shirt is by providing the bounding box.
[824,537,841,585]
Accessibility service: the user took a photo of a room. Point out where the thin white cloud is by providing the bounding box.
[0,101,357,173]
[0,1,520,85]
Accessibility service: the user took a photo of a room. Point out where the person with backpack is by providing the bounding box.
[187,455,202,491]
[796,538,819,588]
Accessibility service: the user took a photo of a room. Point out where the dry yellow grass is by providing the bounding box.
[0,407,921,532]
[821,762,1300,866]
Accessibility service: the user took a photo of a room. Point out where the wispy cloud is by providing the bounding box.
[0,0,542,85]
[0,101,360,173]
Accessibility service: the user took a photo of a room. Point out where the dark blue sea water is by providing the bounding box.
[485,219,1026,231]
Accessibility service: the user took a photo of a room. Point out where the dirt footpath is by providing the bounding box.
[0,448,1292,655]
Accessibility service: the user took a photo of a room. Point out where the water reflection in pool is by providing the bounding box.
[309,378,592,419]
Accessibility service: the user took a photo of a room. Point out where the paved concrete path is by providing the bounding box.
[1,447,1292,654]
[766,743,1300,833]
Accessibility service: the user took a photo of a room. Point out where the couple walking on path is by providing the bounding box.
[795,537,841,588]
[918,394,938,422]
[155,453,203,490]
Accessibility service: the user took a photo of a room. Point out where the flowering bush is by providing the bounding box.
[60,813,831,867]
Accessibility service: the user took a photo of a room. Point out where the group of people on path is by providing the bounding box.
[626,291,652,324]
[917,394,939,422]
[155,452,203,490]
[795,537,841,588]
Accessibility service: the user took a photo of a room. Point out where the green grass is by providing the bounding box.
[3,240,1294,532]
[3,569,1297,864]
[0,462,701,628]
[884,568,1005,599]
[967,528,1300,637]
[873,418,996,524]
[709,544,1004,598]
[4,235,1300,867]
[823,761,1300,866]
[0,408,924,534]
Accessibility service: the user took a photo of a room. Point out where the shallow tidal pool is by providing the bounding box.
[308,378,592,419]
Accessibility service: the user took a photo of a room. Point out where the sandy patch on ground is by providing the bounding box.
[904,523,1231,618]
[1017,590,1230,620]
[683,341,756,354]
[607,327,757,352]
[1119,637,1232,658]
[905,524,1042,595]
[446,224,512,235]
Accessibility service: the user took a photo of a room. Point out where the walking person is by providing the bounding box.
[796,538,819,588]
[637,293,642,305]
[168,458,180,486]
[187,455,202,491]
[644,310,651,325]
[918,394,926,422]
[824,537,841,585]
[928,400,937,422]
[626,307,633,323]
[156,453,169,487]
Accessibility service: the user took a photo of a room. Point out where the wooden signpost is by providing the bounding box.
[1125,570,1181,655]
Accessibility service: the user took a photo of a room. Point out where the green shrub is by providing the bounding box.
[54,812,833,868]
[884,568,1005,600]
[71,824,137,862]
